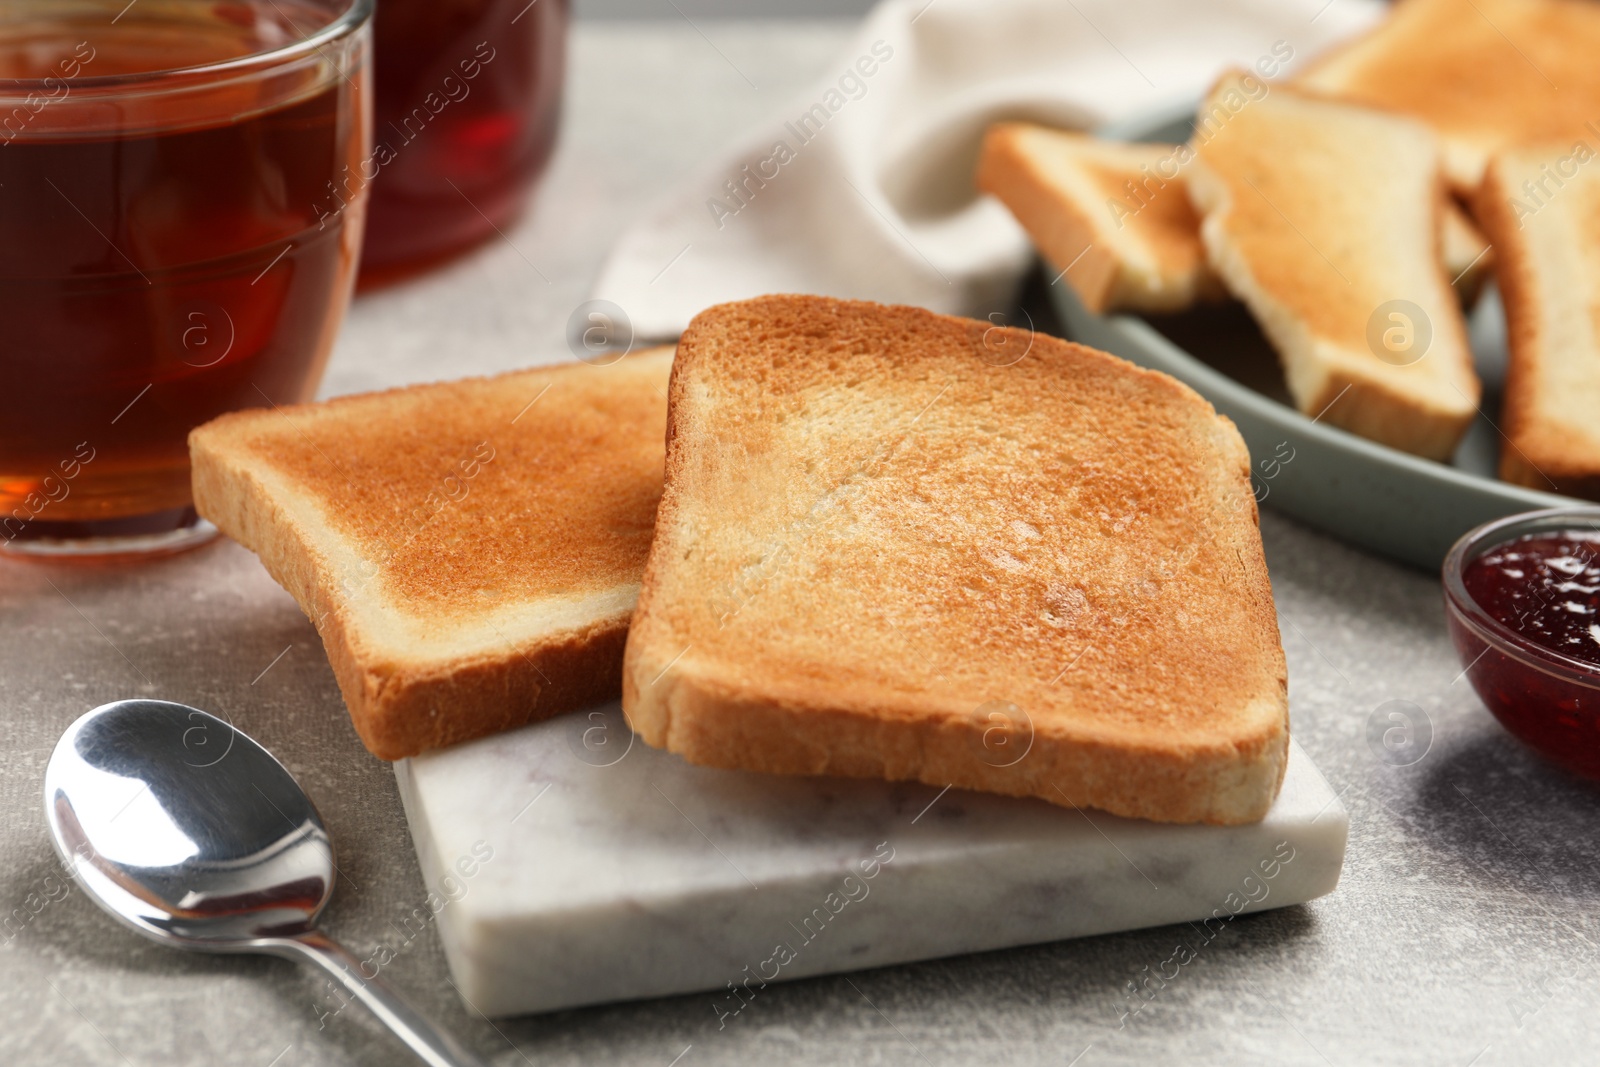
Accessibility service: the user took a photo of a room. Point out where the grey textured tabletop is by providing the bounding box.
[6,20,1600,1067]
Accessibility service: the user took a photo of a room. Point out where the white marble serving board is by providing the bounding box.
[395,703,1347,1018]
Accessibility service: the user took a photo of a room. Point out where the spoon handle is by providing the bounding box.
[277,929,489,1067]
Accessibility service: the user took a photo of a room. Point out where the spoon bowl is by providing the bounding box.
[46,699,333,947]
[45,699,484,1067]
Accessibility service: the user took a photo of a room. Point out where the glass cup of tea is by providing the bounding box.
[0,0,373,558]
[358,0,568,284]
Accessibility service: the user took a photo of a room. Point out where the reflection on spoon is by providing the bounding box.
[44,699,486,1067]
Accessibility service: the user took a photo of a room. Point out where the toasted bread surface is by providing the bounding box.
[977,123,1219,313]
[1476,147,1600,497]
[1442,198,1493,302]
[980,120,1488,311]
[1294,0,1600,194]
[622,295,1289,825]
[1188,72,1479,461]
[191,347,674,758]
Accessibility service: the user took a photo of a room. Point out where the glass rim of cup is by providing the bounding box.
[0,0,375,95]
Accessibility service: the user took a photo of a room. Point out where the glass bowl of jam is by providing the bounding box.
[1444,508,1600,780]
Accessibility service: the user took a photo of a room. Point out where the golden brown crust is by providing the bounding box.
[190,348,673,759]
[1294,0,1600,196]
[344,623,631,759]
[980,119,1484,317]
[1476,160,1545,491]
[1293,354,1470,461]
[1442,198,1493,303]
[1475,151,1600,499]
[623,295,1288,825]
[976,123,1217,313]
[1188,72,1479,462]
[978,124,1117,311]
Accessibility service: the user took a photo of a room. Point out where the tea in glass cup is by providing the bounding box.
[0,0,373,557]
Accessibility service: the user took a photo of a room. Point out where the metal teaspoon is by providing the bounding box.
[43,699,486,1067]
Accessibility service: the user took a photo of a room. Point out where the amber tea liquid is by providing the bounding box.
[0,0,369,548]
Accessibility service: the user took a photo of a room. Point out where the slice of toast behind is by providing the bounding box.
[1294,0,1600,195]
[1188,72,1480,461]
[1476,146,1600,498]
[977,123,1220,313]
[191,348,673,759]
[622,295,1289,826]
[1442,198,1493,303]
[978,120,1491,309]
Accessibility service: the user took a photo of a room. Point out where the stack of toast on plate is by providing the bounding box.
[979,0,1600,495]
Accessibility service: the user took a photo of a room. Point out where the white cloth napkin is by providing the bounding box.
[591,0,1382,342]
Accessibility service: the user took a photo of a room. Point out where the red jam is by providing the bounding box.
[1451,531,1600,780]
[1463,533,1600,666]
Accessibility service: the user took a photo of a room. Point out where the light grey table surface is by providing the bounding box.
[6,19,1600,1067]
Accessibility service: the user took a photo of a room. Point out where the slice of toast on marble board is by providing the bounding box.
[191,347,674,759]
[621,294,1289,825]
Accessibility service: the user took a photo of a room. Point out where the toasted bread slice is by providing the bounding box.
[1476,146,1600,497]
[191,348,673,759]
[976,123,1221,314]
[978,120,1490,312]
[1187,72,1480,461]
[1442,198,1493,303]
[622,295,1289,826]
[1294,0,1600,195]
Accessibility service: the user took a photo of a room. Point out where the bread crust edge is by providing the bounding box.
[1475,158,1600,498]
[622,295,1289,826]
[189,389,640,761]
